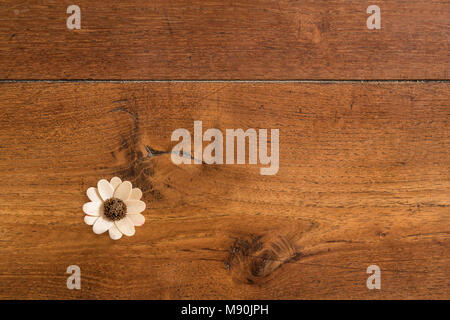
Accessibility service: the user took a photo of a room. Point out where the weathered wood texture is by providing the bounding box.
[0,0,449,80]
[0,82,448,299]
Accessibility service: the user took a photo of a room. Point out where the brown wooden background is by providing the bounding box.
[0,0,449,79]
[0,1,449,300]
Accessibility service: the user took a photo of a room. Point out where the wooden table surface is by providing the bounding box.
[0,1,448,299]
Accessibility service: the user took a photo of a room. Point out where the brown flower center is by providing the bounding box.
[103,198,127,221]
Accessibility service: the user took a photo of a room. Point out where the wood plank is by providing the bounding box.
[0,82,448,299]
[0,0,448,80]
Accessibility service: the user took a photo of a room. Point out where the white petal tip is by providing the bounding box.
[110,177,123,189]
[86,187,102,203]
[83,202,102,216]
[115,217,135,237]
[114,181,133,201]
[108,224,123,240]
[97,179,114,201]
[84,215,98,226]
[125,200,146,214]
[128,213,146,226]
[130,188,143,200]
[92,217,113,234]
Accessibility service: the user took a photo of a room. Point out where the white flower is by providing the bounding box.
[83,177,146,240]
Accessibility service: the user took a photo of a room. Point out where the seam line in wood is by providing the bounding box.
[0,79,449,83]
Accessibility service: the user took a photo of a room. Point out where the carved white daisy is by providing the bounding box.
[83,177,146,240]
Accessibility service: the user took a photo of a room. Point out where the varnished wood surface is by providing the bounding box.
[0,0,448,80]
[0,82,448,299]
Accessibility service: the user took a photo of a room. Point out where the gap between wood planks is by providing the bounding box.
[0,79,448,83]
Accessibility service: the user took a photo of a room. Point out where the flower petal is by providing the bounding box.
[84,215,98,226]
[110,177,122,190]
[115,216,135,236]
[129,188,143,200]
[114,181,132,201]
[108,224,123,240]
[125,200,146,214]
[82,202,103,216]
[86,187,102,203]
[93,216,113,234]
[97,179,114,201]
[127,213,145,226]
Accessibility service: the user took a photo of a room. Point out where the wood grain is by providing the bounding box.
[0,82,448,299]
[0,0,449,80]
